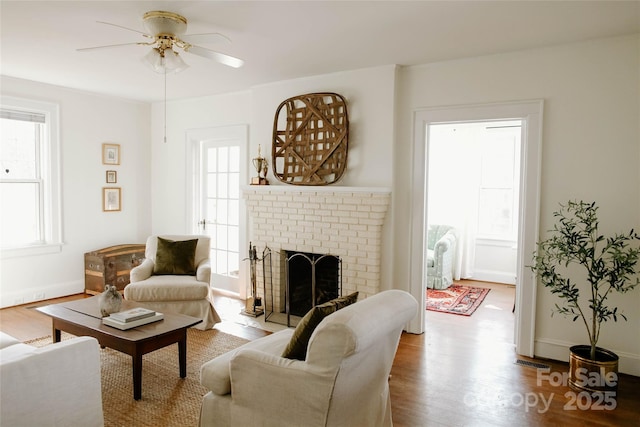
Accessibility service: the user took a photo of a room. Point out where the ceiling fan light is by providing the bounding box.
[143,48,188,74]
[164,50,189,73]
[143,48,163,73]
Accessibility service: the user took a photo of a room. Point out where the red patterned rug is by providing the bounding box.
[426,285,490,316]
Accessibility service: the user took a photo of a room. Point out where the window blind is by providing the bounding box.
[0,109,46,123]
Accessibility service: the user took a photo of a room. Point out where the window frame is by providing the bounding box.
[1,96,62,258]
[475,122,522,242]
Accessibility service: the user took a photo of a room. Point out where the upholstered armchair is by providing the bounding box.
[124,235,221,330]
[426,224,457,289]
[199,290,418,427]
[1,332,104,427]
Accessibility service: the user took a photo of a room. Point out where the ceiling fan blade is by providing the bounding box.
[77,42,144,52]
[181,33,231,45]
[96,21,152,38]
[185,45,244,68]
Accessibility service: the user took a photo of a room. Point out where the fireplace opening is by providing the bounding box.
[285,251,341,317]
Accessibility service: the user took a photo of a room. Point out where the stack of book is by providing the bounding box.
[103,307,164,330]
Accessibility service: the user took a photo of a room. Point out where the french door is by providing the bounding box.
[187,125,248,296]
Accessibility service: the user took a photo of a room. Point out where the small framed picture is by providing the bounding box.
[103,187,121,212]
[106,170,117,183]
[102,143,120,165]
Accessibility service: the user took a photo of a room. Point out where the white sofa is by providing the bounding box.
[199,289,418,427]
[125,235,221,330]
[0,331,104,427]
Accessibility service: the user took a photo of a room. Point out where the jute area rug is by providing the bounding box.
[426,285,490,316]
[28,328,249,427]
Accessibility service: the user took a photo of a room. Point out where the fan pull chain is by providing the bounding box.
[164,71,167,143]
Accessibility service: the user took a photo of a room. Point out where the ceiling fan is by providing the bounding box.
[77,10,244,73]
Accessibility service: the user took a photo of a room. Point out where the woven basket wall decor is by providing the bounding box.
[272,92,349,185]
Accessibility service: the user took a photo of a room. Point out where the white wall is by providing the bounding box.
[394,35,640,374]
[473,240,517,284]
[0,76,151,307]
[150,91,252,233]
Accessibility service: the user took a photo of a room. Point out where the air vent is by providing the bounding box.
[515,359,550,369]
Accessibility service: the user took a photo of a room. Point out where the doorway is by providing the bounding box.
[408,101,543,357]
[186,125,249,298]
[427,120,521,284]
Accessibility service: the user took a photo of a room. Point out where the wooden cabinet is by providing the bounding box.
[84,244,146,295]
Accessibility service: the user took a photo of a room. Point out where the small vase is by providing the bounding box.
[99,285,123,317]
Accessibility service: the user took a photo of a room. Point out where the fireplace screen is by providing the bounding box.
[285,251,342,323]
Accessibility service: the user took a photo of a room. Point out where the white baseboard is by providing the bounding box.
[0,280,83,309]
[534,338,640,377]
[471,269,516,285]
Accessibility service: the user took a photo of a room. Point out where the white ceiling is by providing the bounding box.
[1,1,639,103]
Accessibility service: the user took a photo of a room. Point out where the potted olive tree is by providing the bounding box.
[531,200,640,394]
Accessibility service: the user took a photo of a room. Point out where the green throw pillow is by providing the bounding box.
[332,291,359,309]
[153,237,198,275]
[281,292,359,361]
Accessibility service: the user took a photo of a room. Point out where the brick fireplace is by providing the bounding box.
[243,186,391,319]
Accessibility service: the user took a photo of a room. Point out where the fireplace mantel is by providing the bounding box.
[242,185,391,195]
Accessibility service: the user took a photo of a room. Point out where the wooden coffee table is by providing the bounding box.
[36,297,202,400]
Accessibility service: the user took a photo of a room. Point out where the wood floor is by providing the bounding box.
[1,281,638,426]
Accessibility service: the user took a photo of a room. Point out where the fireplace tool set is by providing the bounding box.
[242,242,265,317]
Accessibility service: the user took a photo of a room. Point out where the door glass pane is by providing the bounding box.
[207,174,217,198]
[210,250,217,271]
[229,172,239,199]
[216,224,228,250]
[229,252,239,276]
[228,225,239,252]
[217,199,228,224]
[202,140,241,282]
[217,147,228,172]
[217,174,228,198]
[228,199,239,226]
[216,249,228,275]
[207,149,217,172]
[206,199,217,222]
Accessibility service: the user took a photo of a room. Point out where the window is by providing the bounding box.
[0,96,62,256]
[476,122,521,240]
[427,120,521,242]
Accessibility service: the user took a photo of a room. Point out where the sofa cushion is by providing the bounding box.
[153,237,198,275]
[124,276,210,301]
[281,292,358,361]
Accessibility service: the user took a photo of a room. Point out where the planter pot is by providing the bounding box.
[569,345,619,394]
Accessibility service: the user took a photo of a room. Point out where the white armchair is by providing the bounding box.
[124,235,221,330]
[426,224,458,289]
[0,332,104,427]
[198,290,418,427]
